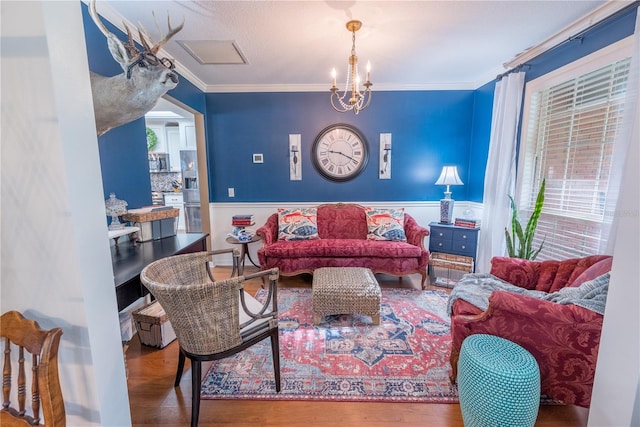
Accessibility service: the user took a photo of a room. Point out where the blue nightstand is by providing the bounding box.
[428,222,479,285]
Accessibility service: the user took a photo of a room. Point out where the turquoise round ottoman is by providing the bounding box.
[457,334,541,427]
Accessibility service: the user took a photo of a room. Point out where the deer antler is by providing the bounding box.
[88,0,112,39]
[149,11,185,54]
[90,0,182,56]
[122,23,141,58]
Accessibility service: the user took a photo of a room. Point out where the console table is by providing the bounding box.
[111,233,208,311]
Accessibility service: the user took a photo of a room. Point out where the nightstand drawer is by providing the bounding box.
[430,238,452,252]
[431,228,454,241]
[452,229,478,244]
[451,240,476,256]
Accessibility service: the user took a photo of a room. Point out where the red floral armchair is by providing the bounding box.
[449,255,612,407]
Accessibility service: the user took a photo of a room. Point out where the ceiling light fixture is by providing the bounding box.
[330,20,372,115]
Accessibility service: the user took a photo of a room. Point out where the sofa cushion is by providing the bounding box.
[261,238,422,258]
[278,208,319,241]
[490,257,540,290]
[317,204,368,239]
[490,255,613,293]
[569,257,613,288]
[364,207,407,241]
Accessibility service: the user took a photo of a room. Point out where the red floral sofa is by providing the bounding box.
[256,203,430,288]
[449,254,613,407]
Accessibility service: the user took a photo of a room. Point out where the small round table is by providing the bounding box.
[225,235,261,275]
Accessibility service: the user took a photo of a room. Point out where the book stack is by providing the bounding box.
[454,218,481,228]
[232,214,255,227]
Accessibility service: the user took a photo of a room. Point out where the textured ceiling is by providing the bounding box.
[92,1,614,93]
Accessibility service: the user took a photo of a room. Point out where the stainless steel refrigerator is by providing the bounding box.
[180,150,202,232]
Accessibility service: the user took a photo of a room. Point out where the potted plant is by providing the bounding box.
[505,178,546,260]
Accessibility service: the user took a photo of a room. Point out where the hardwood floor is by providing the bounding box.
[126,267,589,426]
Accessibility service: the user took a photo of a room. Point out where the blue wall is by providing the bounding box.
[206,90,481,203]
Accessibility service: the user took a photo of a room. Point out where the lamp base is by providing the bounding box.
[439,198,455,224]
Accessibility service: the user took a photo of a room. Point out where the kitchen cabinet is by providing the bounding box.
[164,193,185,231]
[185,124,196,148]
[166,126,181,171]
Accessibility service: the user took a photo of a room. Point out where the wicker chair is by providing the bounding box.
[140,251,281,427]
[1,311,65,426]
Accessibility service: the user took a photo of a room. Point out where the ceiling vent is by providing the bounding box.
[177,40,248,65]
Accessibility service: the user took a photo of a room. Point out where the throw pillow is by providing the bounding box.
[277,208,319,241]
[364,207,407,241]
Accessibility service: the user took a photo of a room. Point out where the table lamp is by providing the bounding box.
[435,166,464,224]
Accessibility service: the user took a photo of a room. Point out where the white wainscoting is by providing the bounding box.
[209,201,484,266]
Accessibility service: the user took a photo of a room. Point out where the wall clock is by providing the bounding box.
[312,124,369,182]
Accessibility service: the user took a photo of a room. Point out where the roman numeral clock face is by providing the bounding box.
[312,124,369,182]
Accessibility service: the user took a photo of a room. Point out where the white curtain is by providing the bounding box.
[476,71,526,273]
[601,17,639,255]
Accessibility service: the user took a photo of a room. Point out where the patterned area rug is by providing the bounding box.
[201,287,458,403]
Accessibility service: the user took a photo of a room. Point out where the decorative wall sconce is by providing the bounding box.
[379,133,392,179]
[289,134,302,180]
[435,166,464,224]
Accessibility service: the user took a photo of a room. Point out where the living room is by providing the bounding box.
[1,1,638,426]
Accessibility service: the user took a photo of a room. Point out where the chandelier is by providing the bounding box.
[330,20,372,115]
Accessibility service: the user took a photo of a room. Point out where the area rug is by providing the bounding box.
[201,287,458,403]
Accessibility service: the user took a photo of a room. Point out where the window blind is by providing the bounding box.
[519,57,631,260]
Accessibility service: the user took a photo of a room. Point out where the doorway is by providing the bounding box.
[144,96,208,237]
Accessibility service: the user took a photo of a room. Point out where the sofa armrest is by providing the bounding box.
[479,290,603,323]
[450,290,603,407]
[256,214,278,245]
[490,256,540,290]
[404,214,429,249]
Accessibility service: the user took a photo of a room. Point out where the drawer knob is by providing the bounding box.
[438,243,443,247]
[463,235,467,239]
[439,232,444,237]
[461,245,466,249]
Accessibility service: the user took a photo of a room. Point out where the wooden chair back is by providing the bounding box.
[1,311,65,426]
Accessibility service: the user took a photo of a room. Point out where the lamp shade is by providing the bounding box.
[435,166,464,186]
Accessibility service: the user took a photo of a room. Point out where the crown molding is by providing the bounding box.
[504,0,636,69]
[202,81,482,93]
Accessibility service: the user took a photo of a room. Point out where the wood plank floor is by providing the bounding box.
[126,266,589,426]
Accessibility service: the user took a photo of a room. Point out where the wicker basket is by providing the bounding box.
[123,207,179,223]
[123,207,179,242]
[429,252,474,273]
[132,301,176,348]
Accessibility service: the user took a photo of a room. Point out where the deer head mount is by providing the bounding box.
[89,0,184,136]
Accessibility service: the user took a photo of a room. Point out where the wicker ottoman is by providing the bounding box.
[312,267,381,325]
[458,334,541,427]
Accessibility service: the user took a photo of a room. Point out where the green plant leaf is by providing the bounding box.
[505,179,546,260]
[505,228,515,257]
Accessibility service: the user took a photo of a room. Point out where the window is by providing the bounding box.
[518,38,632,260]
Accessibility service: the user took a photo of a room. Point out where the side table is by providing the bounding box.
[225,235,261,274]
[428,222,479,286]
